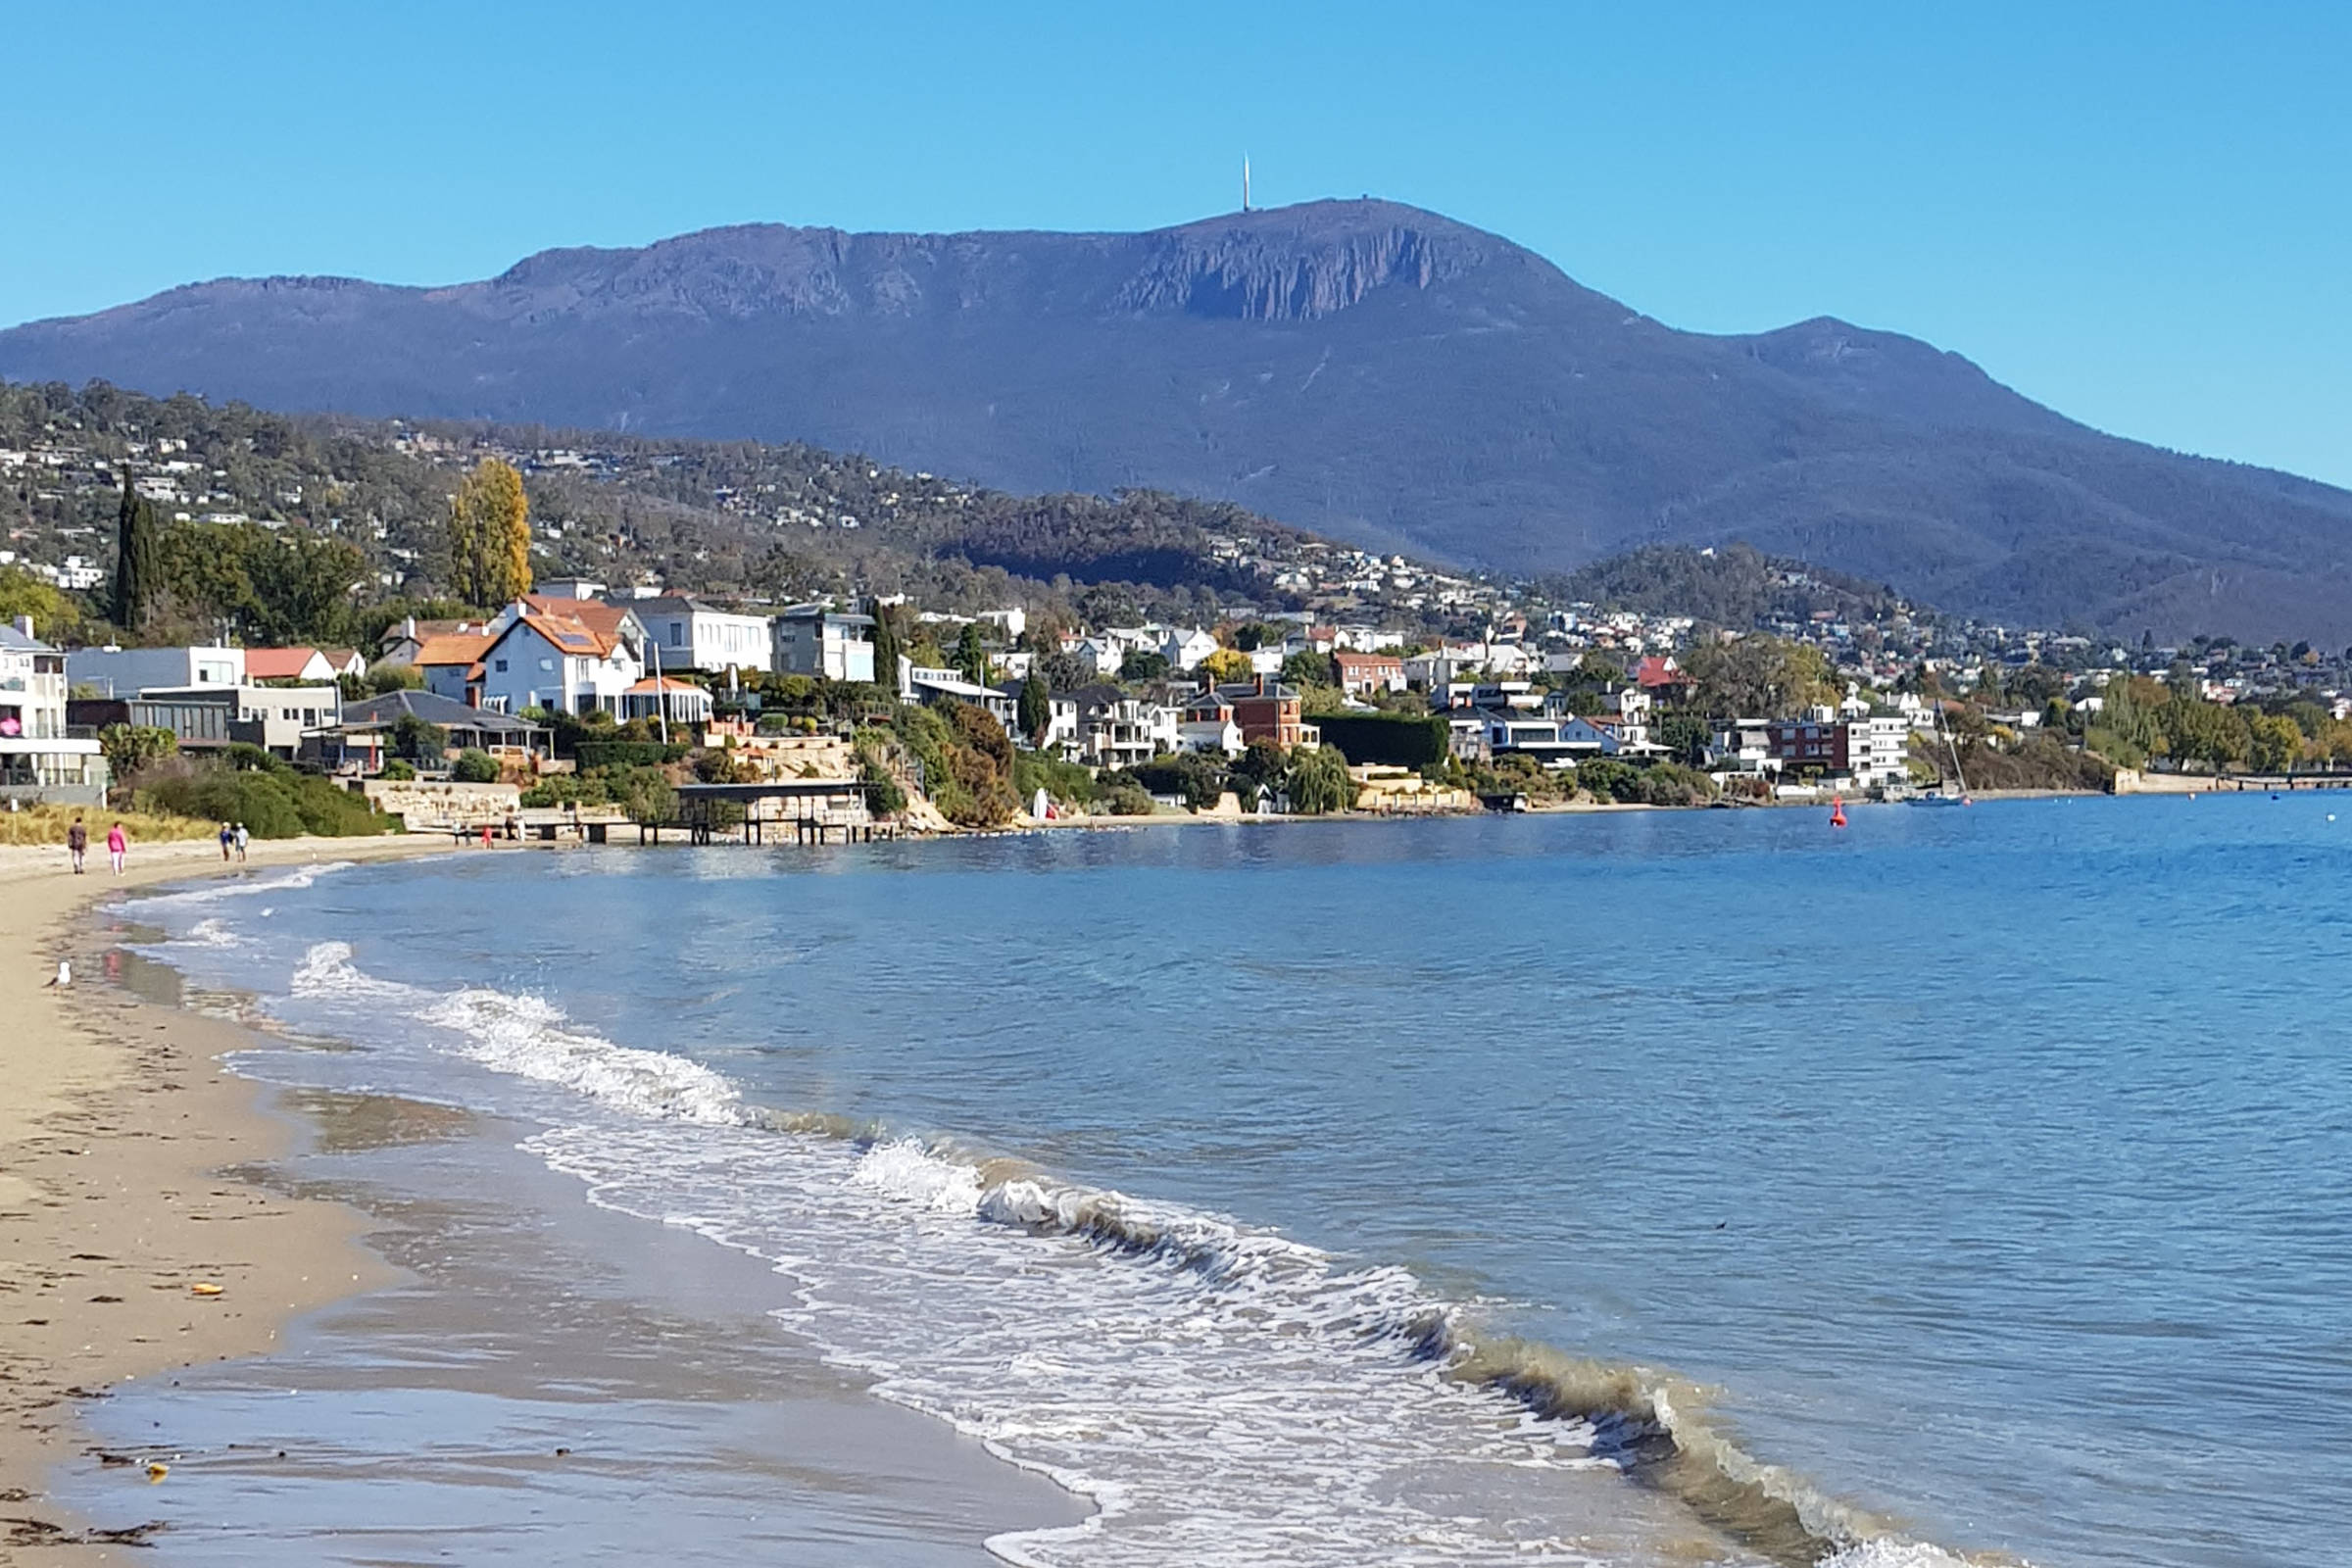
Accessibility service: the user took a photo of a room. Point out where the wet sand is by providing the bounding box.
[0,834,445,1561]
[53,1085,1085,1565]
[2,834,1083,1565]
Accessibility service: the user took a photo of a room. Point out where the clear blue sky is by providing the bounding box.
[6,2,2346,487]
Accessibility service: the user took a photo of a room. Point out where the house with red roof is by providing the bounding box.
[1633,655,1691,695]
[472,598,647,716]
[242,647,338,683]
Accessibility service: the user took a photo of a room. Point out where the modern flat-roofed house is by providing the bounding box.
[0,618,107,804]
[906,666,1016,730]
[64,643,244,697]
[472,598,645,716]
[130,683,343,759]
[625,595,772,675]
[772,605,876,683]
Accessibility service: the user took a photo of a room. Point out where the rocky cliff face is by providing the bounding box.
[7,199,2352,640]
[1113,206,1494,320]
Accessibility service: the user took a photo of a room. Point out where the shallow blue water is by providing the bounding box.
[139,796,2352,1567]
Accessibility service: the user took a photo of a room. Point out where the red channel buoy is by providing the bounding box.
[1830,796,1847,828]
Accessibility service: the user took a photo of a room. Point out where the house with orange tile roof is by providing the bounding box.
[242,647,339,683]
[472,597,647,716]
[412,629,498,703]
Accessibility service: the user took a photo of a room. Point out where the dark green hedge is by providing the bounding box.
[1310,713,1448,767]
[573,741,692,770]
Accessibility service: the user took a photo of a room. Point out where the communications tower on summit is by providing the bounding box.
[1243,156,1251,213]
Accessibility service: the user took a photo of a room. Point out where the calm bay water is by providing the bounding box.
[133,796,2352,1567]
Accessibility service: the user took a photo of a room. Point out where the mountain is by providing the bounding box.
[7,199,2351,641]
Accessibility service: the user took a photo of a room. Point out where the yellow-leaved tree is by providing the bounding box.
[447,459,532,607]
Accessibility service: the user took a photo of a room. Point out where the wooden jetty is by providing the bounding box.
[654,778,890,847]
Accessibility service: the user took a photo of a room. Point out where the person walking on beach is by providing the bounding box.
[67,815,86,874]
[233,822,249,860]
[218,821,234,861]
[106,820,127,875]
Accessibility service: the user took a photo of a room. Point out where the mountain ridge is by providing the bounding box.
[8,198,2351,640]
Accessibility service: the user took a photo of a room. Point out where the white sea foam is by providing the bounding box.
[182,917,239,948]
[141,859,357,906]
[248,937,1982,1568]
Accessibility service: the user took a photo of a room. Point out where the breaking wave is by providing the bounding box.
[259,939,1988,1567]
[137,859,356,906]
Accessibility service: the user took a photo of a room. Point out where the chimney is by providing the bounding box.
[1255,673,1268,697]
[12,615,30,639]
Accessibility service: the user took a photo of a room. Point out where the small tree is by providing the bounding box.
[452,749,501,783]
[1200,648,1251,684]
[1017,673,1053,748]
[1285,742,1353,814]
[955,622,991,685]
[390,713,449,764]
[97,723,177,781]
[1119,650,1170,683]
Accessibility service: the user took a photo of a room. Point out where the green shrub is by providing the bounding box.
[1011,751,1096,808]
[452,749,501,783]
[139,763,391,838]
[574,740,692,770]
[380,759,417,781]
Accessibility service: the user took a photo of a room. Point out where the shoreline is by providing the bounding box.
[0,833,449,1559]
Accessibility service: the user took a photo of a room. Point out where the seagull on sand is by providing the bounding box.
[46,959,70,988]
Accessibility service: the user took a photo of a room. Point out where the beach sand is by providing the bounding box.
[2,830,1085,1565]
[0,833,446,1560]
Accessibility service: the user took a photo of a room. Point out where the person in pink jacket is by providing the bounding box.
[105,820,127,875]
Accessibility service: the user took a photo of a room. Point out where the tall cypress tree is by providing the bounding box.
[1018,668,1052,747]
[868,598,902,693]
[112,472,159,633]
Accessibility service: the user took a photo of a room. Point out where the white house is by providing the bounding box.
[0,618,107,803]
[473,598,645,715]
[1176,690,1246,757]
[906,665,1017,730]
[1073,635,1129,680]
[1159,627,1221,672]
[1067,684,1177,768]
[999,678,1079,753]
[626,595,772,675]
[65,644,244,696]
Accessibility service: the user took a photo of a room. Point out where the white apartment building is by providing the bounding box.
[0,619,107,803]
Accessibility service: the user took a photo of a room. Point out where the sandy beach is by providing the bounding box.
[0,832,446,1560]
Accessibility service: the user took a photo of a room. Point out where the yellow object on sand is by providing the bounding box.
[145,1462,169,1482]
[189,1282,223,1297]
